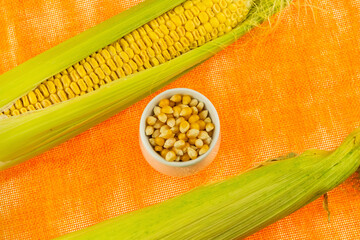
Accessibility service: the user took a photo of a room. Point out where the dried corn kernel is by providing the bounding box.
[164,138,176,148]
[195,139,204,148]
[173,106,182,118]
[204,117,212,123]
[190,106,198,115]
[159,98,170,107]
[158,113,168,123]
[165,151,176,161]
[182,95,192,105]
[180,121,190,133]
[188,114,200,123]
[160,125,170,134]
[167,118,176,127]
[162,105,174,114]
[153,106,161,116]
[155,137,165,146]
[177,104,189,109]
[170,94,182,102]
[198,130,209,140]
[145,126,154,135]
[187,147,198,160]
[197,102,205,111]
[147,116,157,125]
[199,144,209,155]
[199,110,208,120]
[189,98,198,107]
[149,138,156,146]
[181,153,190,161]
[187,129,200,138]
[174,139,186,149]
[206,122,215,132]
[204,137,212,145]
[180,107,192,118]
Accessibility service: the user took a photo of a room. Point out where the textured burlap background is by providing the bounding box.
[1,0,360,239]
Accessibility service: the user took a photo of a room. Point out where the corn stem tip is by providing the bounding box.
[322,193,331,223]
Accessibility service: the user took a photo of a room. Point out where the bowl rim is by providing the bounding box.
[139,88,220,167]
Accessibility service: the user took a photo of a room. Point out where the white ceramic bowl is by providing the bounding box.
[139,88,221,177]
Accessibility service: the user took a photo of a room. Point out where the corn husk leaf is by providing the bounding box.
[56,128,360,239]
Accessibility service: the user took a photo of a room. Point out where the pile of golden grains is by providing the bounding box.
[146,94,215,162]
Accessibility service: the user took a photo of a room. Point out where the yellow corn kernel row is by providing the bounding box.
[2,0,249,117]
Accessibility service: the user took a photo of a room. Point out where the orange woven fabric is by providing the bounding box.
[1,0,360,239]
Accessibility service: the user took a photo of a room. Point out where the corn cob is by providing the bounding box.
[1,0,250,117]
[56,128,360,239]
[0,0,292,170]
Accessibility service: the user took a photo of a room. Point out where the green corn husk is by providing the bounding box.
[0,0,292,170]
[56,128,360,239]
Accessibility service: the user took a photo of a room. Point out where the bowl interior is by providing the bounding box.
[140,88,220,167]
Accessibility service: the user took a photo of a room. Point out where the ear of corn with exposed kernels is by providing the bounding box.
[0,0,292,170]
[1,0,251,117]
